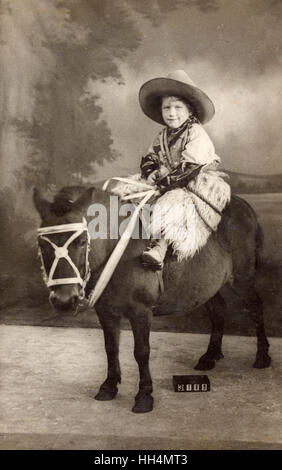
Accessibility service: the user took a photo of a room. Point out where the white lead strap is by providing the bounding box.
[88,189,156,307]
[103,176,154,192]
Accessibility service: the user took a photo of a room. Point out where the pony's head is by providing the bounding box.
[33,186,94,312]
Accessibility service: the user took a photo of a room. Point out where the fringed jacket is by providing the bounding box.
[140,122,220,179]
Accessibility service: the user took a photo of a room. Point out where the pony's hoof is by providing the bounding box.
[214,351,224,360]
[253,354,271,369]
[132,395,154,413]
[95,387,118,401]
[194,359,216,371]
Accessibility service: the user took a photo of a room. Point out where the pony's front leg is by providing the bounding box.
[95,312,121,401]
[128,306,154,413]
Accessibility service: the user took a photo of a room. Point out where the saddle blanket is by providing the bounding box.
[109,170,231,260]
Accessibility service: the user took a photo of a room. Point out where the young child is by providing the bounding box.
[139,70,221,269]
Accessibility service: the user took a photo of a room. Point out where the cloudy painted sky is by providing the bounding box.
[89,0,282,180]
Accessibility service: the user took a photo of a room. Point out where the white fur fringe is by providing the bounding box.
[109,171,231,260]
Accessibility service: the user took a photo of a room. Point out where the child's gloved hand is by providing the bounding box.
[158,166,170,178]
[147,170,159,185]
[147,166,170,185]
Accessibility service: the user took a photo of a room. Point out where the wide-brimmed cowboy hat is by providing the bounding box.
[139,69,215,125]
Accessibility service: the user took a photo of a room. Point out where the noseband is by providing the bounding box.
[37,218,91,299]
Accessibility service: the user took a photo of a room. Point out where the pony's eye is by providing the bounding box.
[72,238,86,248]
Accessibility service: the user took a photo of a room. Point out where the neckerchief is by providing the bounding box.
[161,116,199,169]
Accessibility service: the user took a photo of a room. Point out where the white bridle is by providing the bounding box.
[37,218,91,298]
[37,180,157,308]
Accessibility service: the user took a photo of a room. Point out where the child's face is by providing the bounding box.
[161,96,191,129]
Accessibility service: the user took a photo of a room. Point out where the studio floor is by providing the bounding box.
[0,325,281,450]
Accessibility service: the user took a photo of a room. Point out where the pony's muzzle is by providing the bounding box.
[49,285,80,312]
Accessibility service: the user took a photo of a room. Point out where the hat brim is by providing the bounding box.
[139,77,215,125]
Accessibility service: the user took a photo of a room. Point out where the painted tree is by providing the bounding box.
[0,0,142,190]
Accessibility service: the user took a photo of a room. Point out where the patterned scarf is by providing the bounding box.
[166,115,199,148]
[150,114,200,172]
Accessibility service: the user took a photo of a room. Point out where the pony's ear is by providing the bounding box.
[33,187,50,218]
[72,186,96,212]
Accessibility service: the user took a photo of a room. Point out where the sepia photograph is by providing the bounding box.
[0,0,281,454]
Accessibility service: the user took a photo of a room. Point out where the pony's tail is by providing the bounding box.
[255,221,264,270]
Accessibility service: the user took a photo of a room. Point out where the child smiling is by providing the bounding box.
[139,70,221,268]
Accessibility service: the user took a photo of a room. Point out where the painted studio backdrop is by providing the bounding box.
[0,0,281,335]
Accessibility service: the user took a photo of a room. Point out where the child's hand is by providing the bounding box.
[158,166,170,178]
[147,170,159,184]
